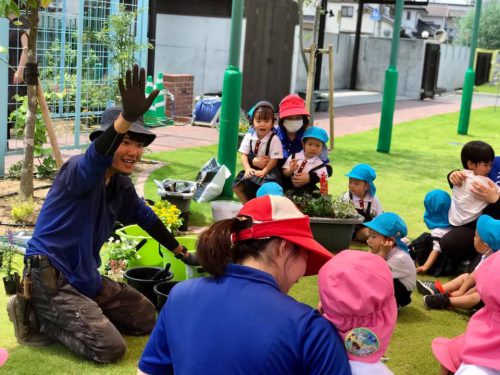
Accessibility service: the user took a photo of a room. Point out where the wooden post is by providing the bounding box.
[328,44,334,150]
[37,79,63,168]
[305,43,316,115]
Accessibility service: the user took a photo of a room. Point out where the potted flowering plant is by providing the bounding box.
[148,200,183,236]
[1,231,20,295]
[103,237,141,282]
[288,192,364,253]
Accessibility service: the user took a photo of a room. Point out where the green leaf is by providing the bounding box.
[0,45,7,54]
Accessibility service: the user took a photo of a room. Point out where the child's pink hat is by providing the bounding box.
[462,251,500,369]
[432,334,464,373]
[0,348,8,366]
[432,252,500,371]
[318,250,397,363]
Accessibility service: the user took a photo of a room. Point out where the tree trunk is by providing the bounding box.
[297,0,309,73]
[19,4,39,200]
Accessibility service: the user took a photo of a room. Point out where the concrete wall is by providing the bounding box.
[294,34,426,98]
[294,33,353,91]
[437,44,469,91]
[155,14,245,98]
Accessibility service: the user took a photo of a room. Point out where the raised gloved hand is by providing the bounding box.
[118,64,159,122]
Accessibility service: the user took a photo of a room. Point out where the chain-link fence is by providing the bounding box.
[1,0,149,176]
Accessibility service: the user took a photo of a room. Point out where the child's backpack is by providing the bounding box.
[408,232,433,266]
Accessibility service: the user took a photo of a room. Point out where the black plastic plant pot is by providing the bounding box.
[3,275,17,296]
[153,280,179,311]
[124,267,173,304]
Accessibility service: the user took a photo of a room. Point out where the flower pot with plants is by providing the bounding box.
[288,192,364,253]
[1,231,21,295]
[102,237,142,281]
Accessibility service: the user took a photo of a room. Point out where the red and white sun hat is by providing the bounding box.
[234,195,333,275]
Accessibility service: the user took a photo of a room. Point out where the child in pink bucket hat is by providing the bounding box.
[432,250,500,375]
[319,250,398,374]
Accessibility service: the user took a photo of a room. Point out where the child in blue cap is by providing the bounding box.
[343,164,383,242]
[282,126,329,195]
[414,189,453,275]
[420,215,500,310]
[364,213,416,309]
[256,182,284,197]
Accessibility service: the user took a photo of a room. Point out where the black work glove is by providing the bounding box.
[118,64,159,122]
[175,246,201,268]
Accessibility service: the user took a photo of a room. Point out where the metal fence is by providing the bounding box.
[0,0,149,176]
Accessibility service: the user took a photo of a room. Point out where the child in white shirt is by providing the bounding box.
[282,126,328,195]
[232,101,283,203]
[364,213,416,309]
[414,189,452,274]
[342,163,383,242]
[448,141,499,226]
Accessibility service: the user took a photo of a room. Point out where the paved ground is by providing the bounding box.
[2,91,498,177]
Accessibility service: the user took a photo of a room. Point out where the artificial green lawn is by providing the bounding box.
[474,84,500,95]
[1,107,499,374]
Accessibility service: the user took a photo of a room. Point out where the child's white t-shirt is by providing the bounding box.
[455,364,500,375]
[349,360,394,375]
[386,247,416,292]
[341,191,383,218]
[238,131,283,159]
[282,151,327,178]
[430,227,452,253]
[449,170,500,226]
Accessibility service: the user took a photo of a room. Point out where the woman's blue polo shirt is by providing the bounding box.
[139,264,351,375]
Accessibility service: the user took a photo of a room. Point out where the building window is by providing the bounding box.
[341,6,354,17]
[406,11,411,20]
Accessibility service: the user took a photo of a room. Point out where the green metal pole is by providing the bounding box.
[218,0,244,197]
[377,0,404,153]
[457,0,482,135]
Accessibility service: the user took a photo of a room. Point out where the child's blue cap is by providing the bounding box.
[364,212,409,252]
[345,164,377,197]
[302,126,329,144]
[477,215,500,252]
[256,182,284,198]
[423,189,451,230]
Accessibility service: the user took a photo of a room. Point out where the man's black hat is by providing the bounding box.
[89,106,156,147]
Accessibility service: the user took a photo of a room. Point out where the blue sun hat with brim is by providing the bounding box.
[256,182,284,198]
[247,100,275,120]
[364,212,409,252]
[302,126,329,144]
[345,164,377,197]
[477,215,500,252]
[424,189,451,230]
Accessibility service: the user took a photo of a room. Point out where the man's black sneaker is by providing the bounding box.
[423,293,451,310]
[416,280,440,296]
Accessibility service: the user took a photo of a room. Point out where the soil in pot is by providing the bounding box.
[153,280,179,311]
[124,267,173,304]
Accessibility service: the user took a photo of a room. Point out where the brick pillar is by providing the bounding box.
[163,74,194,122]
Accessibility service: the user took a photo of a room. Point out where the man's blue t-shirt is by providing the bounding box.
[139,264,351,375]
[26,142,157,298]
[490,156,500,186]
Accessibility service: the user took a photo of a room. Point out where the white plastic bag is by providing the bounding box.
[194,158,231,203]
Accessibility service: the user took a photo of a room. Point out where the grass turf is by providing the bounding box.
[1,107,499,374]
[474,84,500,95]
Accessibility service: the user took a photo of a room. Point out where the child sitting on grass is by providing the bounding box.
[415,189,452,275]
[418,215,499,311]
[431,251,500,375]
[319,250,398,375]
[342,164,383,242]
[364,213,416,309]
[232,101,283,203]
[282,126,329,195]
